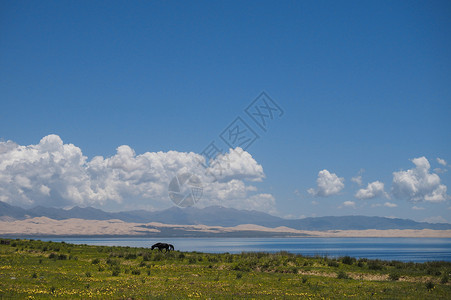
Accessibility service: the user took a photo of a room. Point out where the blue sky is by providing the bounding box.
[1,1,450,222]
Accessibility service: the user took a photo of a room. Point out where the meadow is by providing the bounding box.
[0,239,450,299]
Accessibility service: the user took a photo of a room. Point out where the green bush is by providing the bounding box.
[125,253,137,259]
[57,254,67,260]
[388,272,400,281]
[106,258,119,266]
[341,256,355,265]
[368,261,384,270]
[440,273,449,284]
[91,258,100,264]
[337,271,349,279]
[111,268,120,276]
[328,260,339,267]
[425,281,435,290]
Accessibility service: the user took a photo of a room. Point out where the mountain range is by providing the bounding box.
[1,201,450,231]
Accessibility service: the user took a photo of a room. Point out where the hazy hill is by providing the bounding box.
[1,202,450,230]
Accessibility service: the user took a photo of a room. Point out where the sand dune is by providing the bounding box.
[1,217,451,237]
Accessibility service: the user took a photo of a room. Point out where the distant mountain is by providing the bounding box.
[1,202,451,230]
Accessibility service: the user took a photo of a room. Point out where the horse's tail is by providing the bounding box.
[169,244,174,251]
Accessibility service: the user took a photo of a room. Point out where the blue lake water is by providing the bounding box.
[34,237,451,263]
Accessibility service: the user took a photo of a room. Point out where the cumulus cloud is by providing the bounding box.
[383,202,397,208]
[0,135,274,212]
[355,181,388,200]
[392,157,448,202]
[437,158,447,166]
[308,170,344,197]
[205,148,264,182]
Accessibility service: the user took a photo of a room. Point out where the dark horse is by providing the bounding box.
[151,242,174,252]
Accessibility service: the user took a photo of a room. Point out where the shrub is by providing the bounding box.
[388,272,400,281]
[57,254,67,260]
[32,272,37,278]
[188,257,197,264]
[91,258,100,264]
[236,272,243,279]
[142,253,151,261]
[440,273,449,284]
[85,272,91,277]
[341,256,355,265]
[48,253,57,259]
[328,261,339,267]
[111,268,120,276]
[106,258,119,266]
[425,281,435,290]
[131,269,141,275]
[368,261,384,270]
[302,277,308,283]
[337,271,349,279]
[153,253,163,261]
[125,253,137,259]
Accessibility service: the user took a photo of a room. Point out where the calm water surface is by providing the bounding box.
[36,237,451,263]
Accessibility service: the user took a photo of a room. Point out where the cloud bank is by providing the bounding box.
[0,135,274,212]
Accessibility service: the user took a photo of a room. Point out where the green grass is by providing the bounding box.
[0,239,450,299]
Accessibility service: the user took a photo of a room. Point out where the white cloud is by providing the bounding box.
[341,201,356,208]
[351,169,364,186]
[351,175,362,186]
[355,181,388,200]
[308,169,344,197]
[383,202,397,208]
[434,168,447,174]
[0,135,275,212]
[392,157,448,202]
[437,158,447,166]
[411,206,425,210]
[422,216,448,224]
[206,148,264,182]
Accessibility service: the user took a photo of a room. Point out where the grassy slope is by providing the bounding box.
[0,239,450,299]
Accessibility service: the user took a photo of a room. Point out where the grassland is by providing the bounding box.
[0,239,450,299]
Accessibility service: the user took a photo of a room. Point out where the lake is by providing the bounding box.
[34,237,451,263]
